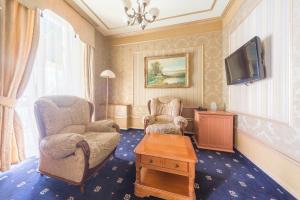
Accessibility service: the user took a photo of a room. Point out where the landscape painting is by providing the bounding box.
[145,53,189,88]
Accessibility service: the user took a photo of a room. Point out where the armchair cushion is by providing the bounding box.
[59,125,86,134]
[86,120,119,132]
[35,97,90,136]
[174,116,188,128]
[149,97,181,116]
[145,123,181,135]
[155,115,174,123]
[40,133,84,159]
[84,132,120,168]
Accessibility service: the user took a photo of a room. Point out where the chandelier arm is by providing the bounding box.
[130,17,137,26]
[124,0,158,29]
[125,8,137,18]
[143,14,156,23]
[142,2,146,13]
[137,0,141,14]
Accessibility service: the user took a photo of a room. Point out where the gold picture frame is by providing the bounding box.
[144,53,189,88]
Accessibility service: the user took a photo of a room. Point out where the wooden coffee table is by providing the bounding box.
[134,133,197,200]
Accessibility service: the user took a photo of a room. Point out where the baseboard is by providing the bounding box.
[235,130,300,199]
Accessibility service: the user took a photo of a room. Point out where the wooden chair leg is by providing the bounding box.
[80,184,85,193]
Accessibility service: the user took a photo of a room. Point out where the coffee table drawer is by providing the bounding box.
[141,155,162,167]
[163,159,188,172]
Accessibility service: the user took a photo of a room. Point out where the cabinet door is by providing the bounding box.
[208,115,233,150]
[198,115,210,146]
[194,113,200,142]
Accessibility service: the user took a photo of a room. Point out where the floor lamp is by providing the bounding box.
[100,69,116,120]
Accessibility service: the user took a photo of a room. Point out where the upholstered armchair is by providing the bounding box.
[143,97,188,135]
[34,96,120,192]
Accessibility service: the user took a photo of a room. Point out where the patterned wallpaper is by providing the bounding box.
[94,31,112,120]
[109,31,224,118]
[223,0,300,163]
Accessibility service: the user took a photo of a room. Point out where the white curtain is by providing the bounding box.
[16,10,85,158]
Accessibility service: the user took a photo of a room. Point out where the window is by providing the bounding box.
[16,10,85,158]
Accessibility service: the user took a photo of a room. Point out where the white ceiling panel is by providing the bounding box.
[70,0,231,35]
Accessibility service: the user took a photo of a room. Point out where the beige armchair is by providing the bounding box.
[34,96,120,192]
[143,97,188,135]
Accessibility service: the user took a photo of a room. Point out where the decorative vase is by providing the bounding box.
[210,102,217,111]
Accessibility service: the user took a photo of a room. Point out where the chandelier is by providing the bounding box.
[122,0,160,30]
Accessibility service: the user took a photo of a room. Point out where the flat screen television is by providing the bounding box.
[225,36,265,85]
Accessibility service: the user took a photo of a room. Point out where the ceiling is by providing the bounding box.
[68,0,231,36]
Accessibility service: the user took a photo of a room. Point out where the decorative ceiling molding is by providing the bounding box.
[79,0,110,30]
[155,0,217,22]
[68,0,230,36]
[110,18,222,46]
[222,0,245,27]
[80,0,217,30]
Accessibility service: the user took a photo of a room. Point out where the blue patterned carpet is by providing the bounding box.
[0,129,295,200]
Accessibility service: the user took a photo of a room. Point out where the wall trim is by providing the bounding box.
[236,128,300,166]
[235,129,300,198]
[230,111,291,127]
[222,0,245,27]
[110,19,222,46]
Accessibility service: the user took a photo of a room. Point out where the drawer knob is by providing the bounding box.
[175,164,179,168]
[149,159,153,163]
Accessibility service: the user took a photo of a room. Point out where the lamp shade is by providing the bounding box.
[122,0,131,9]
[100,70,116,78]
[149,7,159,18]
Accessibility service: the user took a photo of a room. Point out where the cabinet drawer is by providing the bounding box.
[163,159,188,172]
[141,155,162,167]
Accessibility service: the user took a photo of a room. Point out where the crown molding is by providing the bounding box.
[110,18,222,46]
[80,0,218,31]
[222,0,245,27]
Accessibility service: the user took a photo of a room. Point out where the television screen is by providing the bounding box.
[225,36,265,85]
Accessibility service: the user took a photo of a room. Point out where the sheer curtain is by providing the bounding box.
[16,10,85,158]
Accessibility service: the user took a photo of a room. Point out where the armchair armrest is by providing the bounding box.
[86,120,120,133]
[174,116,188,128]
[143,115,155,129]
[40,133,84,159]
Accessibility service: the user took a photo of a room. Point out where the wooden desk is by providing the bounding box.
[134,133,197,200]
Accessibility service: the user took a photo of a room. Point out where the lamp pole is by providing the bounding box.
[105,77,109,120]
[100,69,115,121]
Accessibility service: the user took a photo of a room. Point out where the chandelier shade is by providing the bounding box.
[122,0,160,30]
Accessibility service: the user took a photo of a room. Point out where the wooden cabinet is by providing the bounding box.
[194,111,235,153]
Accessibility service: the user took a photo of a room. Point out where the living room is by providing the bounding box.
[0,0,299,199]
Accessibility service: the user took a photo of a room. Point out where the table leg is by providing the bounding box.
[135,154,141,184]
[188,163,195,199]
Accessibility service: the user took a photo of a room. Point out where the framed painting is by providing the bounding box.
[144,53,189,88]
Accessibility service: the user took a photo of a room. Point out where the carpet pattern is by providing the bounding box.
[0,129,296,200]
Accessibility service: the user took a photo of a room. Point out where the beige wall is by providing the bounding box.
[94,31,112,120]
[223,0,300,197]
[109,31,224,128]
